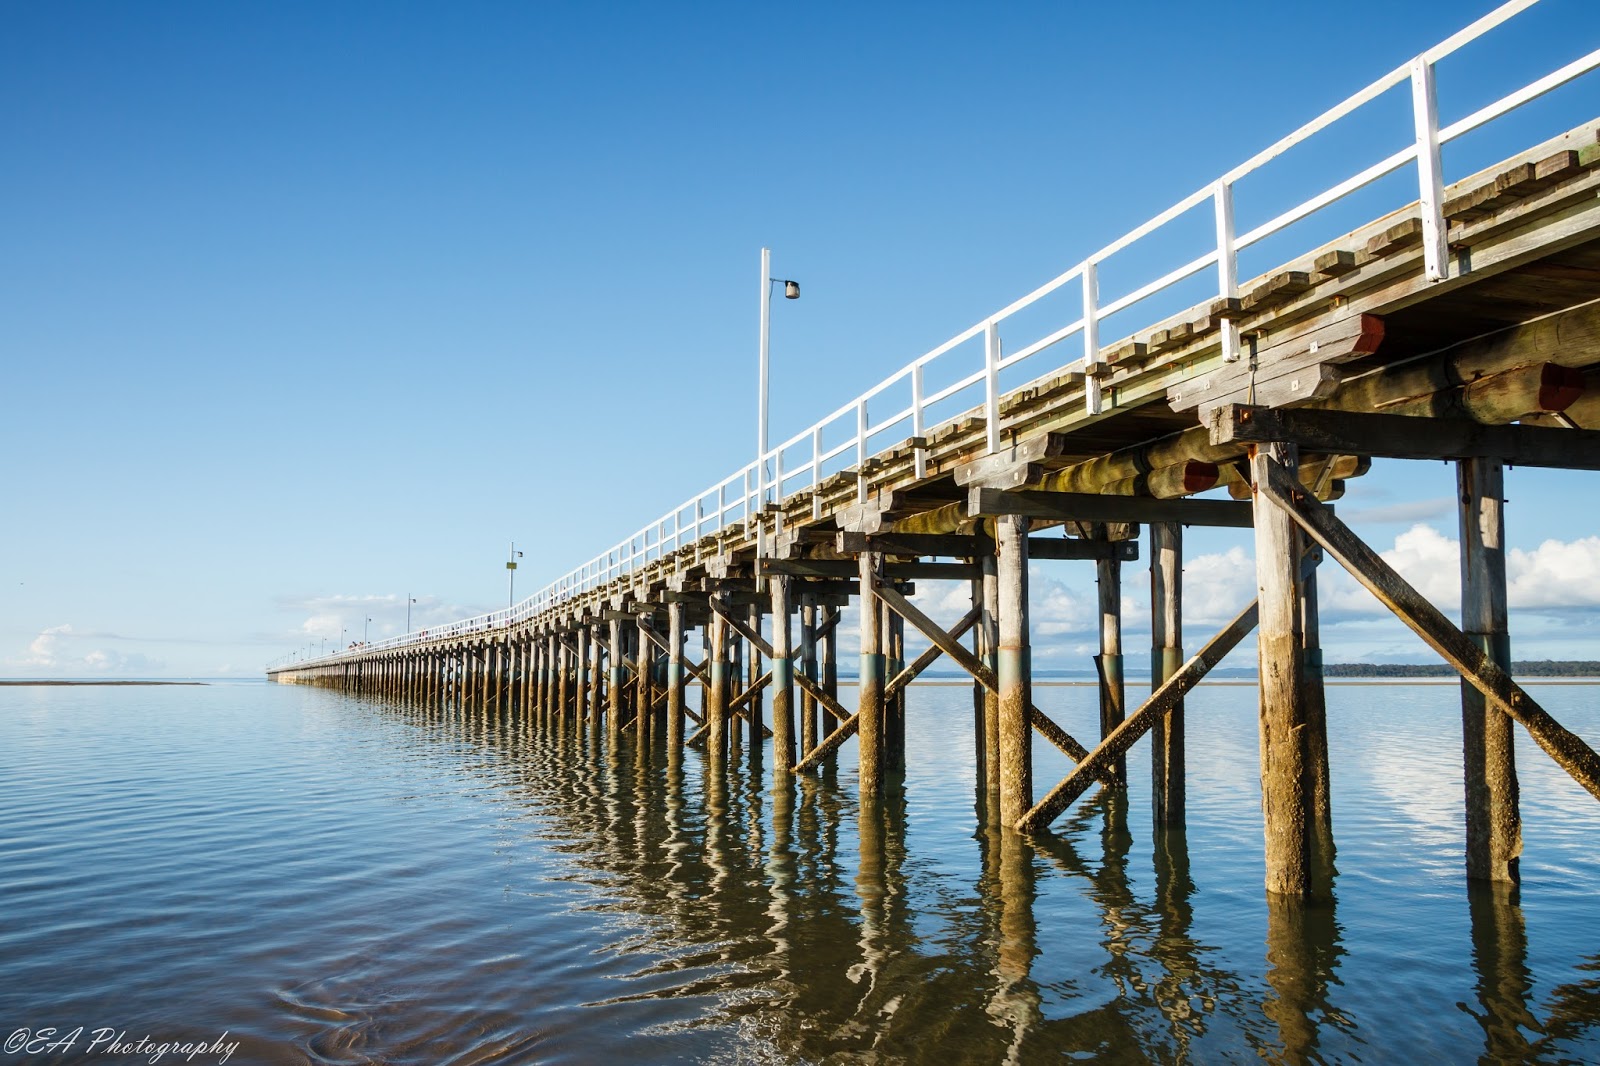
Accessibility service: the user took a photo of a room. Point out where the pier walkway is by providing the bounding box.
[271,1,1600,897]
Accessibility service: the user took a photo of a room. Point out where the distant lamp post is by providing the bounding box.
[341,627,347,648]
[365,616,372,644]
[758,247,801,508]
[507,542,524,609]
[407,594,417,633]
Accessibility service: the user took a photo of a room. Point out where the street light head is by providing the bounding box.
[784,280,800,300]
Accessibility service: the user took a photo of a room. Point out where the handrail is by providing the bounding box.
[272,0,1598,672]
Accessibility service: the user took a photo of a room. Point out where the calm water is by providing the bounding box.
[2,680,1598,1064]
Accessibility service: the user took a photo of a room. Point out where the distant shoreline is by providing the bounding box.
[0,680,208,687]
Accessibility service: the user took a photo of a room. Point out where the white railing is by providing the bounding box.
[275,0,1599,672]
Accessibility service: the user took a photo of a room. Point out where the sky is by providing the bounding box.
[4,0,1600,678]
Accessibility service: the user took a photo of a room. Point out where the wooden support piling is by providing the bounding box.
[1252,442,1320,898]
[1459,458,1522,884]
[1300,535,1333,850]
[1096,531,1126,786]
[771,576,795,776]
[996,514,1033,827]
[608,618,624,742]
[1150,522,1184,826]
[707,595,730,761]
[969,574,988,800]
[667,602,686,751]
[634,619,652,735]
[885,604,905,773]
[858,550,886,799]
[981,553,1001,800]
[799,595,818,761]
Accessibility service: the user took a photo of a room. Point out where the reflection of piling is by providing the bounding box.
[1467,880,1539,1061]
[1263,893,1344,1066]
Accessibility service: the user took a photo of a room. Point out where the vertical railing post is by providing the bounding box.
[1214,179,1241,363]
[744,468,753,535]
[1082,263,1103,415]
[768,444,780,515]
[856,399,869,502]
[1411,55,1448,283]
[983,320,1001,453]
[812,427,823,520]
[912,363,927,480]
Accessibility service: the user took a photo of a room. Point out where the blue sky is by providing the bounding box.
[4,1,1600,677]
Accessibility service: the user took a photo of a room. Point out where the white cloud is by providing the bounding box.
[26,622,74,663]
[1508,536,1600,608]
[1031,569,1092,638]
[1321,525,1600,621]
[11,623,166,676]
[1182,546,1257,625]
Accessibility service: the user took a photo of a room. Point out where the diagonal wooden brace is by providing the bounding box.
[1258,457,1600,803]
[885,604,980,698]
[793,709,860,773]
[870,576,1103,770]
[1016,598,1261,833]
[813,608,842,642]
[686,696,769,748]
[708,596,850,723]
[729,671,773,715]
[637,623,710,686]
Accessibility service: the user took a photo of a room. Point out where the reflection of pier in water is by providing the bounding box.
[365,695,1595,1061]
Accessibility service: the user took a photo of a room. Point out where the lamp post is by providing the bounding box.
[758,247,800,508]
[364,616,372,644]
[507,542,523,609]
[407,594,416,633]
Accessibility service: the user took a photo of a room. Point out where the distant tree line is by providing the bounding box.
[1326,661,1600,677]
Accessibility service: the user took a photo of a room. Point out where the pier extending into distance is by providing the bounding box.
[271,2,1600,898]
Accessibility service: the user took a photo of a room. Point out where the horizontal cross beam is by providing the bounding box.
[969,487,1254,527]
[835,530,1137,562]
[760,559,978,580]
[1213,403,1600,470]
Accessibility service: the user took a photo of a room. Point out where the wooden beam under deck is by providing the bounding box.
[1212,403,1600,469]
[969,488,1255,528]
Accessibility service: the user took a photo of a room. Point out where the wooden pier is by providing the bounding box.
[271,9,1600,899]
